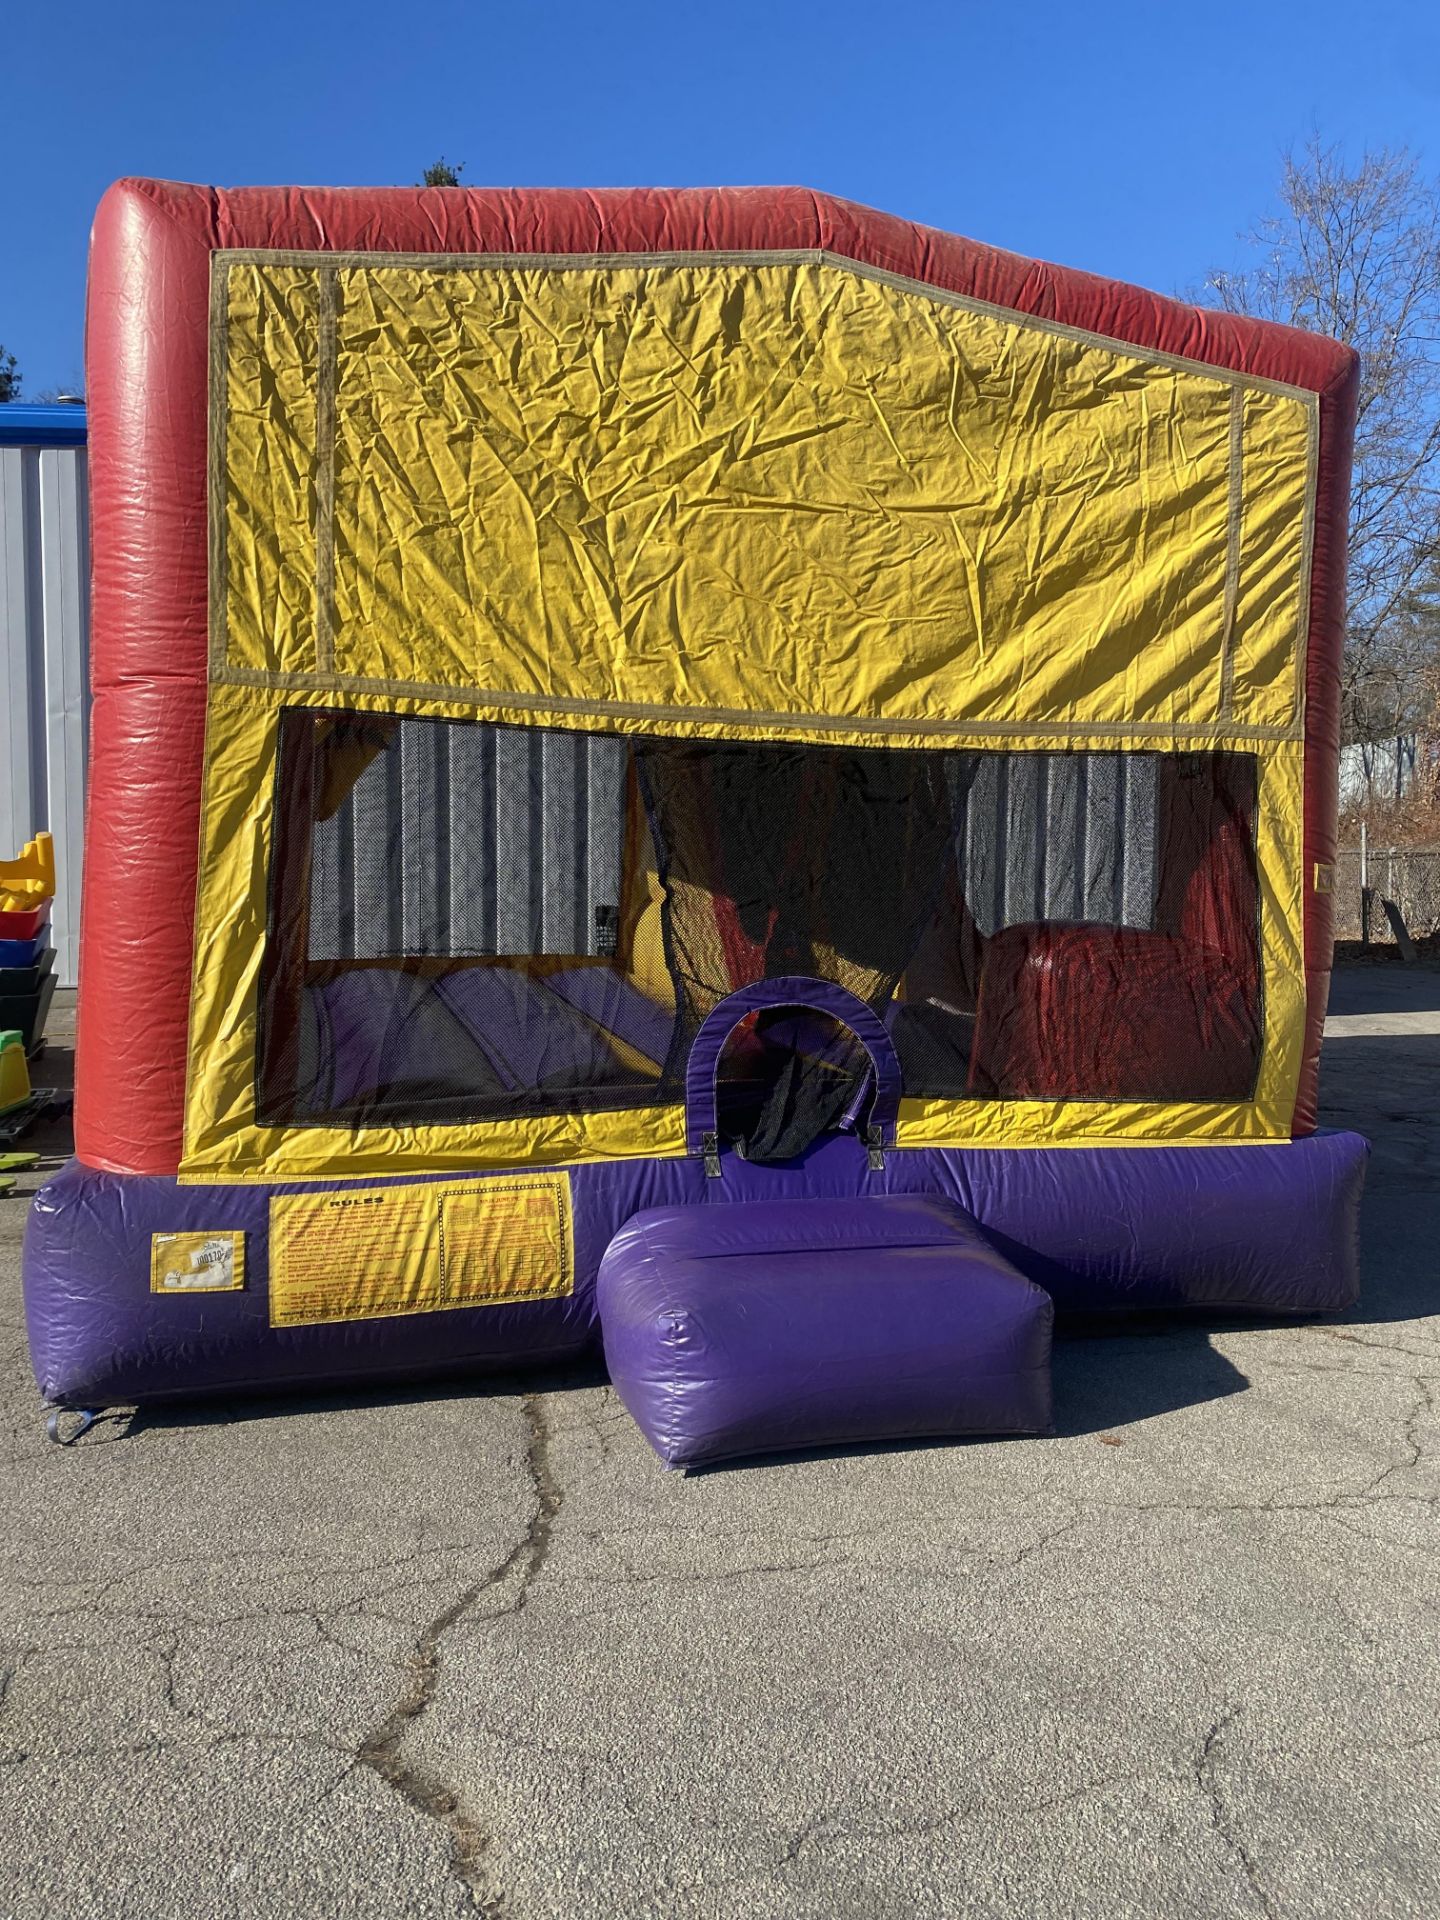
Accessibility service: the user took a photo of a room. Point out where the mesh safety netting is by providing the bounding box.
[256,710,1262,1156]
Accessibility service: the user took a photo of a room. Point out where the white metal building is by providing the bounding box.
[1339,735,1434,807]
[0,403,89,986]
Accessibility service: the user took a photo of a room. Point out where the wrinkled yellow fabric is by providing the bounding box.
[221,265,319,677]
[185,254,1320,1181]
[216,257,1313,737]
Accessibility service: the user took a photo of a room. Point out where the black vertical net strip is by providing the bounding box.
[254,709,1266,1138]
[256,708,321,1128]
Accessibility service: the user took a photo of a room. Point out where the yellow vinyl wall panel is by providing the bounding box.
[190,251,1321,1181]
[324,260,1243,729]
[1228,386,1315,728]
[215,265,320,678]
[214,255,1315,738]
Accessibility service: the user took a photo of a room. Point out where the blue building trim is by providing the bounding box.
[0,403,88,449]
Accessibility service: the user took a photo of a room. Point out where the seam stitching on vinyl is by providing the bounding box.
[1217,385,1244,721]
[314,265,339,677]
[175,1125,1295,1186]
[207,258,229,680]
[203,665,1307,747]
[1293,396,1320,731]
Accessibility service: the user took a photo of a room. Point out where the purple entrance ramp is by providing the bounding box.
[597,1194,1053,1470]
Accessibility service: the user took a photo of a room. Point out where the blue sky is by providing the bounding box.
[3,0,1437,395]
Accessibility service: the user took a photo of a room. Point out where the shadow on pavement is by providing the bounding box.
[1326,954,1440,1016]
[71,1325,1252,1460]
[70,1352,612,1449]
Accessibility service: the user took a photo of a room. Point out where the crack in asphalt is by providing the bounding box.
[1368,1376,1437,1492]
[352,1392,561,1915]
[772,1764,1172,1870]
[1319,1327,1440,1362]
[1196,1707,1274,1917]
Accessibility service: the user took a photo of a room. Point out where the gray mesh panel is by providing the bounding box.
[308,718,627,961]
[310,725,1161,960]
[964,752,1158,937]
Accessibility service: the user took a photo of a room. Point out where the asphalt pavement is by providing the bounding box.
[1,967,1437,1919]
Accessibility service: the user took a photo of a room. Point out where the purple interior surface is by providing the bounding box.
[23,1130,1367,1410]
[309,972,440,1107]
[435,968,623,1088]
[540,969,672,1068]
[310,966,658,1113]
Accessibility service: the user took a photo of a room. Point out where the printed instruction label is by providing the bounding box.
[151,1231,246,1293]
[267,1175,574,1329]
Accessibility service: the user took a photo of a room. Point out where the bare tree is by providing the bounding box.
[1206,139,1440,744]
[29,379,85,403]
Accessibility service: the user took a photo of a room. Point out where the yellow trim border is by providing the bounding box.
[178,683,1307,1183]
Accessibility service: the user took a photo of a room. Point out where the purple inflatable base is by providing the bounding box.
[23,1131,1368,1410]
[599,1196,1055,1469]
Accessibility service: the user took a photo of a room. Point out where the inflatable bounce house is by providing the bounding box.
[25,180,1367,1463]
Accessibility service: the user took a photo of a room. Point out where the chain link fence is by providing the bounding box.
[1334,847,1440,941]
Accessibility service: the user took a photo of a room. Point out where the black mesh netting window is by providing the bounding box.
[257,709,1263,1147]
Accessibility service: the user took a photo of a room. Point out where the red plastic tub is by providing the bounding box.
[0,900,50,942]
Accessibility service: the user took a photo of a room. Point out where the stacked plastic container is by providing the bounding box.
[0,834,58,1059]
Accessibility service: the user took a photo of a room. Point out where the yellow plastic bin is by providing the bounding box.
[0,832,56,911]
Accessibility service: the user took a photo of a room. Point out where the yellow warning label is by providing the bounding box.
[267,1175,573,1329]
[151,1231,246,1293]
